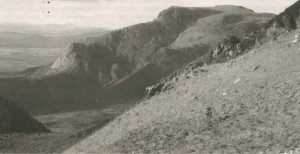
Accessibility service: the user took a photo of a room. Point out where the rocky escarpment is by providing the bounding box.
[0,96,49,133]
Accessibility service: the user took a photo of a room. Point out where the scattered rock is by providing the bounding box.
[189,62,204,70]
[292,38,298,44]
[227,59,236,67]
[295,32,299,39]
[222,92,228,96]
[161,84,174,92]
[252,65,260,71]
[199,69,208,73]
[173,77,179,82]
[213,45,222,58]
[228,51,234,56]
[146,83,165,99]
[250,50,256,54]
[234,78,241,84]
[185,76,191,79]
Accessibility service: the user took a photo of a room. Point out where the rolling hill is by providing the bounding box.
[0,96,49,133]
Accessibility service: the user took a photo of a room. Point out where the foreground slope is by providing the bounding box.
[0,6,273,115]
[65,29,300,153]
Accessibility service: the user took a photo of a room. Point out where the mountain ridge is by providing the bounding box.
[33,5,273,83]
[0,5,274,115]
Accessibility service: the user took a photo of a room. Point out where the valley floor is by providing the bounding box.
[65,31,300,153]
[0,104,131,153]
[0,47,61,79]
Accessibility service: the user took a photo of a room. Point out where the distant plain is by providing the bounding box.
[0,47,61,76]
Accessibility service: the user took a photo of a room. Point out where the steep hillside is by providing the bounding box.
[0,96,49,133]
[0,6,274,115]
[65,27,300,154]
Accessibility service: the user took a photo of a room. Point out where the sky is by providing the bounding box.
[0,0,298,29]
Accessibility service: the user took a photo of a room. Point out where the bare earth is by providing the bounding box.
[65,31,300,153]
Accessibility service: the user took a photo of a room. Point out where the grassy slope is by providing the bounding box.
[65,31,300,153]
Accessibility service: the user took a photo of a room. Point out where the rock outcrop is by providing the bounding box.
[146,83,165,99]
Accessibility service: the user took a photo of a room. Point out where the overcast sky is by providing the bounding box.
[0,0,297,29]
